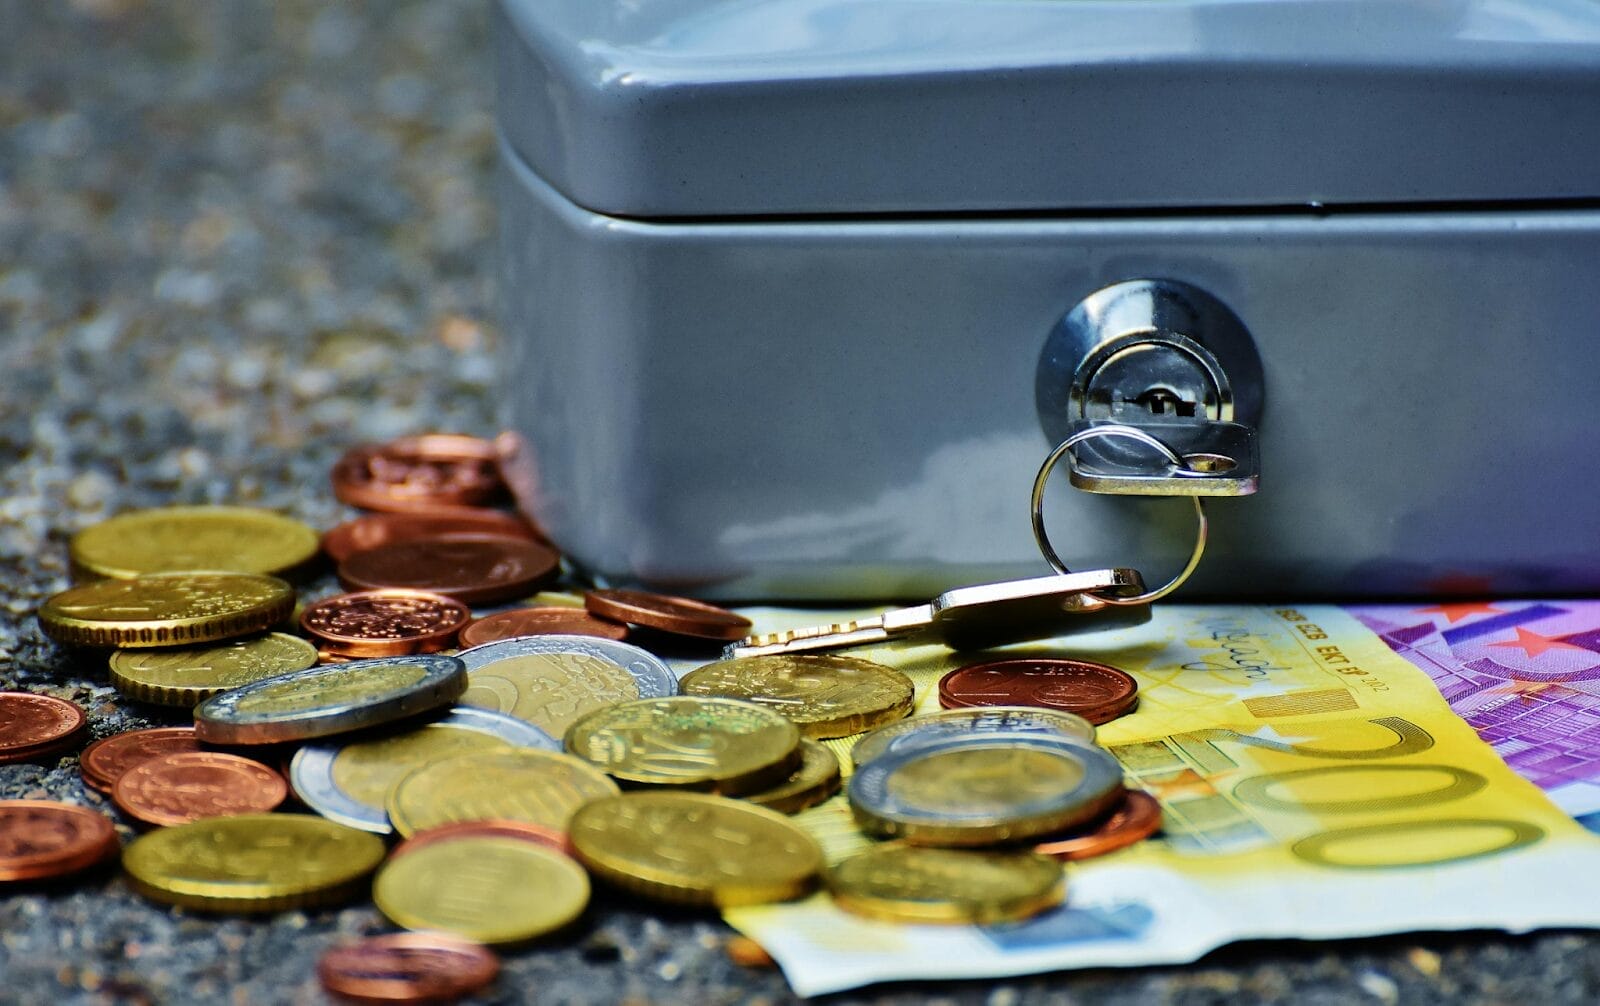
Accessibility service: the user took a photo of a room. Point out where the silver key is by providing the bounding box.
[724,568,1150,658]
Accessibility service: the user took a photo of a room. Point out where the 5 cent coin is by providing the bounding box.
[938,657,1139,725]
[0,801,119,883]
[458,607,628,648]
[300,590,471,658]
[79,727,202,794]
[113,751,288,827]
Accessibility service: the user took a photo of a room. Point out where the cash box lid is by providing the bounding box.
[497,0,1600,218]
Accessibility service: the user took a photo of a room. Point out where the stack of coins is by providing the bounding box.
[22,430,1167,994]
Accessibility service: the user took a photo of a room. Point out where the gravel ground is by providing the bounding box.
[3,2,1599,1003]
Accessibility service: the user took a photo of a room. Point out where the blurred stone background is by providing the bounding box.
[3,1,1599,1002]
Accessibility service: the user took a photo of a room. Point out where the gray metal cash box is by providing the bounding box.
[494,0,1600,602]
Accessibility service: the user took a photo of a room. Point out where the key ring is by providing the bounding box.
[1030,424,1208,606]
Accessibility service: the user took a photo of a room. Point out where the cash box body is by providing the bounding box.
[495,0,1600,601]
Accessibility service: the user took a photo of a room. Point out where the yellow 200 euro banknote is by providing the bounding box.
[720,605,1600,996]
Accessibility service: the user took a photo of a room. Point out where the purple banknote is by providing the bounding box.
[1352,600,1600,832]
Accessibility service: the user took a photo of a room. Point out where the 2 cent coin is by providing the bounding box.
[322,510,542,562]
[584,589,751,642]
[79,727,202,794]
[331,435,506,513]
[1035,789,1163,861]
[459,607,628,648]
[337,536,560,606]
[0,692,88,764]
[938,657,1139,725]
[0,801,119,883]
[317,933,500,1005]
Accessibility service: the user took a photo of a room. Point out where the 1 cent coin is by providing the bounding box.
[79,727,202,795]
[317,933,500,1005]
[331,435,506,513]
[113,751,288,827]
[938,657,1139,725]
[322,510,542,563]
[584,589,751,641]
[337,536,560,606]
[0,801,119,883]
[0,692,88,764]
[301,590,471,658]
[1035,789,1163,861]
[459,607,629,648]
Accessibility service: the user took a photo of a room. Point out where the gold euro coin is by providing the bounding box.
[457,648,642,739]
[679,654,914,739]
[373,835,590,945]
[826,844,1065,925]
[108,632,318,707]
[570,792,822,907]
[743,739,842,815]
[38,572,295,649]
[564,697,801,796]
[387,748,620,838]
[70,505,319,579]
[121,814,385,913]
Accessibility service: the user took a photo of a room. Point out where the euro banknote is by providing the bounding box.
[715,604,1600,996]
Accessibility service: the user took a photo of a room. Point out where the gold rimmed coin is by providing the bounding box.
[38,572,295,649]
[570,793,822,908]
[564,697,801,796]
[69,506,319,580]
[827,845,1065,925]
[373,835,589,945]
[679,654,914,739]
[742,739,842,815]
[122,814,385,912]
[107,632,318,707]
[386,748,619,838]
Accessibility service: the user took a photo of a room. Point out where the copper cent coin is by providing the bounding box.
[317,932,499,1004]
[458,607,629,648]
[322,510,542,563]
[0,801,119,883]
[331,435,506,513]
[113,751,288,828]
[0,692,88,764]
[337,536,560,607]
[79,727,202,795]
[938,658,1139,725]
[389,819,573,860]
[1035,790,1163,861]
[584,589,752,642]
[301,590,472,658]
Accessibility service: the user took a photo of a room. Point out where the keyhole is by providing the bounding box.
[1128,388,1198,418]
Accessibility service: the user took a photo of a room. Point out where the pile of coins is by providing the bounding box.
[9,431,1164,1000]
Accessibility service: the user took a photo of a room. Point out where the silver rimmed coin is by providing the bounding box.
[847,735,1125,846]
[851,706,1097,768]
[289,707,559,834]
[194,654,467,745]
[454,635,677,740]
